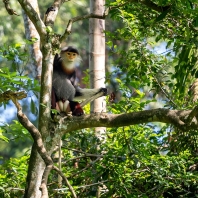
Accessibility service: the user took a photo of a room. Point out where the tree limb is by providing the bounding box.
[9,96,77,198]
[60,13,107,42]
[17,0,46,40]
[186,105,198,125]
[44,0,63,26]
[3,0,19,15]
[53,166,77,198]
[60,0,170,42]
[58,108,196,134]
[0,91,27,103]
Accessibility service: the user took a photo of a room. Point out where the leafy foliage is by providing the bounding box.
[1,0,198,197]
[0,155,28,198]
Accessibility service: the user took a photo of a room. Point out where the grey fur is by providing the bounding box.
[52,70,75,101]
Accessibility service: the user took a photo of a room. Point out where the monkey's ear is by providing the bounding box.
[53,53,60,68]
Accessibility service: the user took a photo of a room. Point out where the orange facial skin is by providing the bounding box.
[65,52,78,62]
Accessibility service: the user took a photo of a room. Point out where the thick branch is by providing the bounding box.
[59,108,195,134]
[17,0,46,40]
[44,0,62,26]
[3,0,19,15]
[186,106,198,124]
[16,106,53,166]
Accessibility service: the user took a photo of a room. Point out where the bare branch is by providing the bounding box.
[62,149,125,164]
[60,13,107,42]
[10,95,53,197]
[60,0,170,42]
[3,0,19,15]
[40,165,53,198]
[17,110,52,165]
[17,0,46,40]
[58,108,194,134]
[53,166,77,198]
[153,76,177,107]
[78,180,108,189]
[70,157,101,178]
[54,180,108,191]
[44,0,63,26]
[186,105,198,125]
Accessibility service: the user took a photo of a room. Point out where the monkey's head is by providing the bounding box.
[61,46,79,61]
[60,46,81,72]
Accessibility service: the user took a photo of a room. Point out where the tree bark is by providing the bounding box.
[56,108,197,134]
[89,0,106,140]
[89,1,106,196]
[22,2,42,80]
[18,0,53,197]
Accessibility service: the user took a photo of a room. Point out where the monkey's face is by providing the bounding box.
[60,50,81,71]
[65,52,78,62]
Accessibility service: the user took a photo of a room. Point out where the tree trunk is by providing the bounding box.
[89,1,106,197]
[21,0,54,197]
[24,143,44,198]
[89,0,106,141]
[22,1,42,80]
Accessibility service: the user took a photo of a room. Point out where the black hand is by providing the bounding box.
[99,88,107,96]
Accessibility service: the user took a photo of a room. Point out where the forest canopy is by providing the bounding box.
[0,0,198,197]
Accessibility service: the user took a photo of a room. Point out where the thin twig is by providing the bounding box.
[3,0,19,15]
[60,13,107,41]
[69,157,102,178]
[53,166,77,198]
[54,180,108,191]
[154,76,177,107]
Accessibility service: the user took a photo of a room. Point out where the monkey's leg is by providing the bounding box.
[57,100,71,113]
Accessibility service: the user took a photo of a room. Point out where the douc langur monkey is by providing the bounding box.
[51,46,107,116]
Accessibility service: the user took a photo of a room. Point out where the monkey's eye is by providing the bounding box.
[66,52,77,57]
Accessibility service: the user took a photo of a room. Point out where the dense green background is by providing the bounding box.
[1,0,198,197]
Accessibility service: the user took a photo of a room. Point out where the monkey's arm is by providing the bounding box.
[79,90,106,107]
[74,87,107,100]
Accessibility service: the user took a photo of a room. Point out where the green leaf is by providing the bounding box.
[30,98,36,115]
[155,10,169,22]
